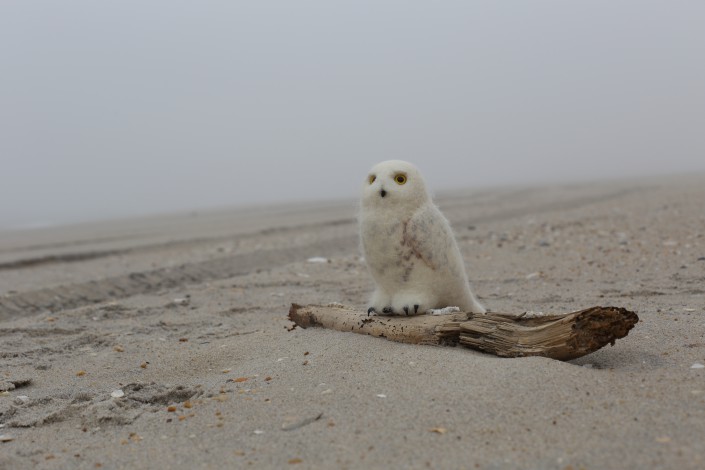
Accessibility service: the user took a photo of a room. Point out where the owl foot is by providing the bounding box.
[401,305,420,315]
[369,306,394,316]
[369,306,411,316]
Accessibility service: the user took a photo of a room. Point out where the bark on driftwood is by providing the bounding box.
[288,304,638,361]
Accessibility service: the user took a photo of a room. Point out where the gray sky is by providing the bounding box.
[1,1,704,229]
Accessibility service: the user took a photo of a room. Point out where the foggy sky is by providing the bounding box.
[2,1,704,229]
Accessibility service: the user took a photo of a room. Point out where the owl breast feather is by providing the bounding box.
[362,207,455,283]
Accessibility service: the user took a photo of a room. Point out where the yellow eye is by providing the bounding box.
[368,174,376,184]
[394,174,407,185]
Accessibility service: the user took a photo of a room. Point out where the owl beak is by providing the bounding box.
[380,188,387,198]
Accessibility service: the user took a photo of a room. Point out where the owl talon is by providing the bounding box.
[414,304,419,314]
[403,306,409,315]
[382,307,393,314]
[367,307,376,316]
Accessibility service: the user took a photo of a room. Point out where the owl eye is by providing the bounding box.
[368,175,376,184]
[394,174,407,185]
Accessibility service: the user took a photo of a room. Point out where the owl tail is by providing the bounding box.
[466,292,486,314]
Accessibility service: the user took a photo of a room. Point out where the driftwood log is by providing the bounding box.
[288,304,638,361]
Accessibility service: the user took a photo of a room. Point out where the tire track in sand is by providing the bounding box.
[0,235,357,321]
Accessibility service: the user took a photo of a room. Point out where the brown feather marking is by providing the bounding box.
[401,220,436,271]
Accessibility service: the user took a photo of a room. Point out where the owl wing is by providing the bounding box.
[403,205,454,272]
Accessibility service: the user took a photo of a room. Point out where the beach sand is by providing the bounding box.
[1,176,704,469]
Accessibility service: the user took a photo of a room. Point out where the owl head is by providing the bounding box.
[361,160,430,213]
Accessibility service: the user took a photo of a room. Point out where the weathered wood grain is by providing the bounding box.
[288,304,638,361]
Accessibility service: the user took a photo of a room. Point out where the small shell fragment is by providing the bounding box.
[691,363,705,369]
[428,306,460,316]
[14,396,29,405]
[111,390,125,398]
[429,427,447,434]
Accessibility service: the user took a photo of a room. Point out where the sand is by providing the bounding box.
[1,176,704,469]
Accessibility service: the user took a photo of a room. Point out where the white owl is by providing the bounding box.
[360,160,485,315]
